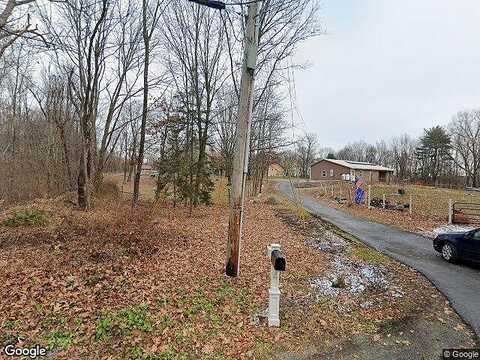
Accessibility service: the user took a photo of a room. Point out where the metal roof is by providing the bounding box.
[311,158,394,172]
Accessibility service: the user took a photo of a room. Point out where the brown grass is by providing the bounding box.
[301,183,480,234]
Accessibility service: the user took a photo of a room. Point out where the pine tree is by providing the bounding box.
[415,126,451,185]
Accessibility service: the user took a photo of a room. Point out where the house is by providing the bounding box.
[268,163,285,177]
[310,159,394,184]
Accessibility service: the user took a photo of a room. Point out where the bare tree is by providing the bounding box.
[222,0,321,107]
[0,0,50,59]
[160,1,227,207]
[449,110,480,187]
[391,134,416,181]
[29,70,77,189]
[96,0,144,187]
[213,87,237,182]
[295,132,317,178]
[250,85,290,194]
[132,0,166,205]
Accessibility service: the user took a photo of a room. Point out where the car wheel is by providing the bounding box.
[441,242,457,263]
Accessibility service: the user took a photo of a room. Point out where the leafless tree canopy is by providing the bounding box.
[0,0,322,206]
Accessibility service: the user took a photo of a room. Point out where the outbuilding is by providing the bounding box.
[310,159,394,184]
[268,163,285,177]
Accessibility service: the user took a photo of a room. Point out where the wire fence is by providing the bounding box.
[299,180,480,222]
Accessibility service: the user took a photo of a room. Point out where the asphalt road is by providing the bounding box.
[279,182,480,337]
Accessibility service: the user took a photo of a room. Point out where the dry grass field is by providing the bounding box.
[300,182,480,234]
[371,184,480,219]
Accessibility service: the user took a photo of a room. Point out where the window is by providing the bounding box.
[322,170,327,177]
[472,230,480,241]
[330,169,334,177]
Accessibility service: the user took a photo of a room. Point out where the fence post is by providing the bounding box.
[368,185,371,209]
[448,199,453,224]
[409,195,412,215]
[382,194,386,209]
[331,184,334,197]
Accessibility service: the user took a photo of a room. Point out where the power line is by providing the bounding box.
[224,0,262,5]
[188,0,262,10]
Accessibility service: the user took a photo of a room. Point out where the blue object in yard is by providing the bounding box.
[355,188,365,205]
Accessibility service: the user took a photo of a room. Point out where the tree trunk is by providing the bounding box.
[133,0,150,206]
[78,141,89,209]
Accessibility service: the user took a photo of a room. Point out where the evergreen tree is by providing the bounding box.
[415,126,451,185]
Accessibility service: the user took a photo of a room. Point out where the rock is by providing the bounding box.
[360,301,374,309]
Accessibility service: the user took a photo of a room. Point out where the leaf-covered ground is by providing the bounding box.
[0,179,476,359]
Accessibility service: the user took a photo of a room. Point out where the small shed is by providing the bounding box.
[268,163,285,177]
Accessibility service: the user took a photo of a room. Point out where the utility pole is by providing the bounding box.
[226,1,261,277]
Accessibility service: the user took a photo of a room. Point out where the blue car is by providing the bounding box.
[433,228,480,263]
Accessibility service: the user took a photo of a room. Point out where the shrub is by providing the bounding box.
[293,206,310,221]
[2,209,48,227]
[265,196,278,205]
[95,304,153,342]
[95,179,120,199]
[331,274,346,289]
[43,330,74,350]
[212,177,229,205]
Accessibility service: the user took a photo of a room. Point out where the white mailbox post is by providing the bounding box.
[267,244,285,327]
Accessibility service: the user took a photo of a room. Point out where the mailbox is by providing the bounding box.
[267,244,285,327]
[271,250,286,271]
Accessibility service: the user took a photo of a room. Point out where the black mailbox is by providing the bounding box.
[271,250,286,271]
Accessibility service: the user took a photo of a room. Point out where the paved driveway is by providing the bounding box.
[279,182,480,337]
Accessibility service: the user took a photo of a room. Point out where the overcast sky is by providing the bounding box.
[293,0,480,149]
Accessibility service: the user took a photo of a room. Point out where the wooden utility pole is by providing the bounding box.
[226,1,261,277]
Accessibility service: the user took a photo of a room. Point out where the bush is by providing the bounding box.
[95,179,120,199]
[265,196,278,205]
[95,304,153,342]
[332,274,346,289]
[2,209,49,227]
[293,205,310,221]
[212,177,229,205]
